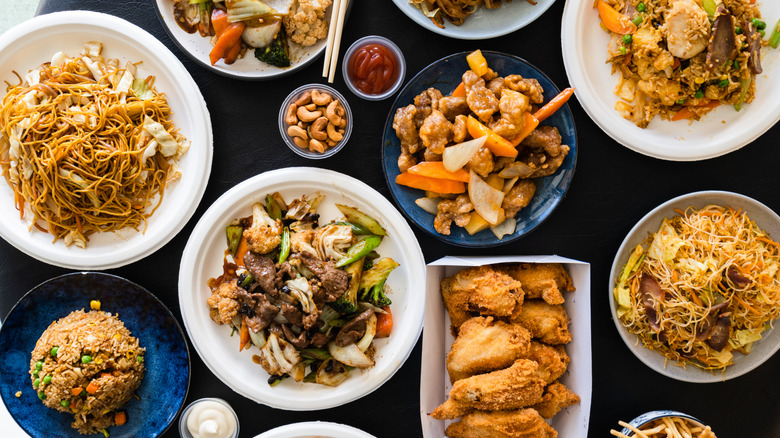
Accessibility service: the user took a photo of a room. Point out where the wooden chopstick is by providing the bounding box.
[322,0,342,77]
[327,0,350,83]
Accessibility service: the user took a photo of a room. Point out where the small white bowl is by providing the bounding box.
[619,410,708,436]
[342,36,405,101]
[609,191,780,382]
[254,421,375,438]
[179,398,239,438]
[178,167,426,410]
[0,11,212,269]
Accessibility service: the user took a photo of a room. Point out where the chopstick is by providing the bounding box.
[321,0,341,77]
[324,0,350,83]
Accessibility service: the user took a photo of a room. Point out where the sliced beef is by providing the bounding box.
[245,293,279,333]
[280,302,303,327]
[282,324,309,349]
[268,322,285,339]
[335,309,374,347]
[275,261,297,288]
[244,253,278,296]
[299,252,348,302]
[309,332,330,348]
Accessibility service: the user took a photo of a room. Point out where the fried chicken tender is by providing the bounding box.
[283,0,331,46]
[521,341,570,384]
[447,316,531,382]
[501,263,575,305]
[511,300,572,345]
[441,265,524,329]
[445,408,558,438]
[207,279,241,325]
[530,381,580,419]
[430,359,546,420]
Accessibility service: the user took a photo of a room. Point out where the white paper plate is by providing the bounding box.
[562,1,780,160]
[0,11,213,270]
[609,191,780,382]
[178,167,426,410]
[393,0,556,40]
[254,421,375,438]
[155,0,331,80]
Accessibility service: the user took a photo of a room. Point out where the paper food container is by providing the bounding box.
[420,255,592,437]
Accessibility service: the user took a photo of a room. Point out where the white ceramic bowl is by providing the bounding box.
[254,421,375,438]
[609,191,780,382]
[392,0,556,40]
[619,410,708,436]
[562,1,780,160]
[178,167,426,410]
[0,11,213,270]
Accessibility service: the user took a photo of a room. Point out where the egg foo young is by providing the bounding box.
[30,307,145,435]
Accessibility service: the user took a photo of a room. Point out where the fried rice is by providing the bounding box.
[29,309,145,435]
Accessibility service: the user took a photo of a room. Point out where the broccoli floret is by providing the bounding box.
[358,258,399,308]
[254,28,291,68]
[332,259,363,314]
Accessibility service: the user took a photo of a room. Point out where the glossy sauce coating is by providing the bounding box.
[348,43,399,94]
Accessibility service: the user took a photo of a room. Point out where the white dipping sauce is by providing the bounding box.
[186,400,237,438]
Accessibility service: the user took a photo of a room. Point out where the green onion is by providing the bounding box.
[677,99,686,105]
[735,77,752,111]
[632,15,643,26]
[771,18,780,48]
[733,60,740,69]
[718,79,729,88]
[637,2,646,12]
[695,89,704,99]
[702,0,716,18]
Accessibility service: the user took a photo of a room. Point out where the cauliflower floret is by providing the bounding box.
[283,0,331,47]
[244,203,282,254]
[207,280,241,325]
[289,220,317,256]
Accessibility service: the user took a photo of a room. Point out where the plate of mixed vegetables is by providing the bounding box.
[178,167,426,410]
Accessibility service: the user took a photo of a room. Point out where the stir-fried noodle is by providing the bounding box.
[615,205,780,370]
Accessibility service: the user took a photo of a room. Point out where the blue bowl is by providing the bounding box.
[0,272,190,438]
[381,51,577,247]
[621,410,707,436]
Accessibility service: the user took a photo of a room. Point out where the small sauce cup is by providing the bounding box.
[178,397,239,438]
[342,36,405,101]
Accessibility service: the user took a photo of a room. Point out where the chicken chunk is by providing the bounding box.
[441,265,524,329]
[500,263,575,305]
[445,408,558,438]
[414,88,443,127]
[420,110,453,154]
[430,359,546,419]
[487,77,505,99]
[463,70,500,123]
[393,104,421,154]
[439,96,470,121]
[663,0,710,60]
[434,194,473,235]
[452,114,468,143]
[502,180,535,219]
[466,146,494,178]
[283,0,331,47]
[530,381,580,419]
[207,279,241,325]
[447,316,531,382]
[511,300,572,345]
[504,75,544,104]
[489,89,530,139]
[520,125,565,158]
[514,144,570,179]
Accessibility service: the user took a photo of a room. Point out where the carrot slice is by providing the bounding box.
[234,234,249,268]
[395,172,466,194]
[71,387,84,396]
[407,161,470,182]
[375,306,393,338]
[466,50,489,77]
[671,101,720,121]
[211,8,228,35]
[209,22,245,66]
[86,381,99,394]
[115,412,127,426]
[509,112,540,146]
[239,317,250,351]
[451,82,466,98]
[466,116,518,158]
[597,0,637,35]
[534,87,575,122]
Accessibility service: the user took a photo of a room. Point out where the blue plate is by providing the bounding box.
[381,51,577,247]
[0,272,190,438]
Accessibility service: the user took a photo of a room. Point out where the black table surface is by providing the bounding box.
[2,0,780,436]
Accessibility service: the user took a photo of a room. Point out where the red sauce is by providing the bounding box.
[347,43,399,95]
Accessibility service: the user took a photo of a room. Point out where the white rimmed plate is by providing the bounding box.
[393,0,556,40]
[609,191,780,382]
[254,421,375,438]
[562,1,780,160]
[178,167,426,410]
[154,0,332,80]
[0,11,213,270]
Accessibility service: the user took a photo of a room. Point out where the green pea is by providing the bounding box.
[632,15,643,26]
[733,60,740,69]
[620,46,627,55]
[753,18,766,30]
[60,399,70,408]
[695,90,704,99]
[33,378,40,388]
[637,2,646,12]
[38,392,46,400]
[137,356,144,363]
[43,375,52,385]
[677,99,686,105]
[81,355,92,364]
[760,30,766,38]
[50,346,59,356]
[35,361,43,371]
[735,26,743,35]
[623,34,633,45]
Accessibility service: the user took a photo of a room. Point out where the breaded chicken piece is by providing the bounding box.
[445,408,558,438]
[511,300,571,345]
[501,263,574,305]
[447,316,531,382]
[441,265,524,329]
[530,381,580,419]
[430,359,546,420]
[520,341,570,384]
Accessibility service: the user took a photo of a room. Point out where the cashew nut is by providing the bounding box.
[287,125,308,139]
[293,136,308,149]
[309,139,326,153]
[311,89,332,106]
[326,123,343,142]
[326,138,338,147]
[294,91,312,106]
[309,117,329,141]
[297,106,322,123]
[304,103,317,111]
[326,100,345,127]
[285,104,298,125]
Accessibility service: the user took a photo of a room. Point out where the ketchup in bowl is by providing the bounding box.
[343,36,405,100]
